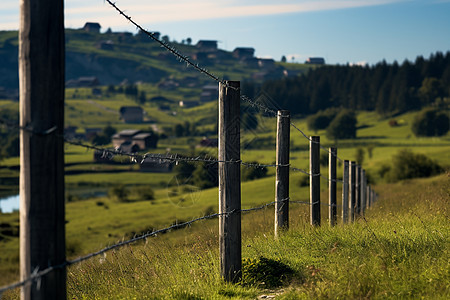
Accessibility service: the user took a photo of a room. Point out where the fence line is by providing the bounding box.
[0,198,284,295]
[2,1,379,296]
[103,0,346,164]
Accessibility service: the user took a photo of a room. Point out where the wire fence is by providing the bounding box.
[0,1,377,296]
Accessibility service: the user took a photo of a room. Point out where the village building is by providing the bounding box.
[112,129,142,148]
[196,40,218,52]
[132,132,158,149]
[233,47,255,59]
[119,106,144,123]
[258,58,276,69]
[83,22,101,33]
[305,57,325,64]
[112,129,158,153]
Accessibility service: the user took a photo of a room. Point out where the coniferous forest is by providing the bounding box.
[243,51,450,116]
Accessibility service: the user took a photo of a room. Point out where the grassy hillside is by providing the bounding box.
[1,172,447,299]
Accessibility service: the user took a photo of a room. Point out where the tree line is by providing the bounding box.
[243,51,450,116]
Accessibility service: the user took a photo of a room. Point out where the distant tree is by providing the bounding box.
[109,184,129,202]
[162,35,170,43]
[281,55,287,63]
[186,37,192,45]
[307,108,338,131]
[4,136,19,157]
[387,149,443,182]
[418,77,444,105]
[192,163,218,189]
[355,147,365,165]
[241,163,268,181]
[326,110,357,140]
[412,108,449,137]
[107,85,116,93]
[174,124,184,137]
[138,90,146,104]
[91,134,109,146]
[103,125,117,139]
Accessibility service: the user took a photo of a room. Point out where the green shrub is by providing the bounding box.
[241,256,294,288]
[387,149,443,182]
[109,184,129,202]
[412,108,449,137]
[241,163,268,181]
[133,186,155,201]
[326,110,357,140]
[298,175,309,187]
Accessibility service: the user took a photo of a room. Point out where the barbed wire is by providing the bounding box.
[0,199,276,295]
[105,0,224,85]
[103,0,347,165]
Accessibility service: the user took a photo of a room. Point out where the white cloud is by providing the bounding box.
[0,0,405,30]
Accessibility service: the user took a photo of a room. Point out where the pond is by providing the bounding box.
[0,194,19,213]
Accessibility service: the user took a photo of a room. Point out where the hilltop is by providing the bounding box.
[0,26,313,97]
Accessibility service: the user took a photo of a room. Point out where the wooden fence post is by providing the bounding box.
[218,81,241,282]
[342,160,349,224]
[349,161,356,222]
[275,110,290,237]
[366,185,371,210]
[361,169,366,214]
[328,148,337,226]
[355,165,361,217]
[19,0,66,299]
[310,136,320,226]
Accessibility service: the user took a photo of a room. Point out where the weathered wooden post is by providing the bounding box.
[19,0,66,298]
[218,81,241,282]
[349,161,356,222]
[342,160,349,224]
[310,136,320,226]
[361,169,366,214]
[328,148,337,226]
[275,110,290,237]
[366,185,371,210]
[355,165,361,217]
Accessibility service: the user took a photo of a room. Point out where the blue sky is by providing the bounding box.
[1,0,449,65]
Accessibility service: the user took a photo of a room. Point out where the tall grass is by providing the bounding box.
[39,176,450,298]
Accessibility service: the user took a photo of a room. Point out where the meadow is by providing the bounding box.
[0,91,449,298]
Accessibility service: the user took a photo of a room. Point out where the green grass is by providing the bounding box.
[3,174,447,299]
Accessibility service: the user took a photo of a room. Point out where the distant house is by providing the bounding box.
[117,141,140,153]
[65,76,99,88]
[85,128,102,140]
[83,22,101,33]
[258,58,276,69]
[241,57,259,68]
[196,40,218,52]
[140,157,173,173]
[112,129,158,153]
[305,57,325,64]
[200,85,219,102]
[233,47,255,59]
[112,129,142,148]
[119,106,144,123]
[132,132,158,149]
